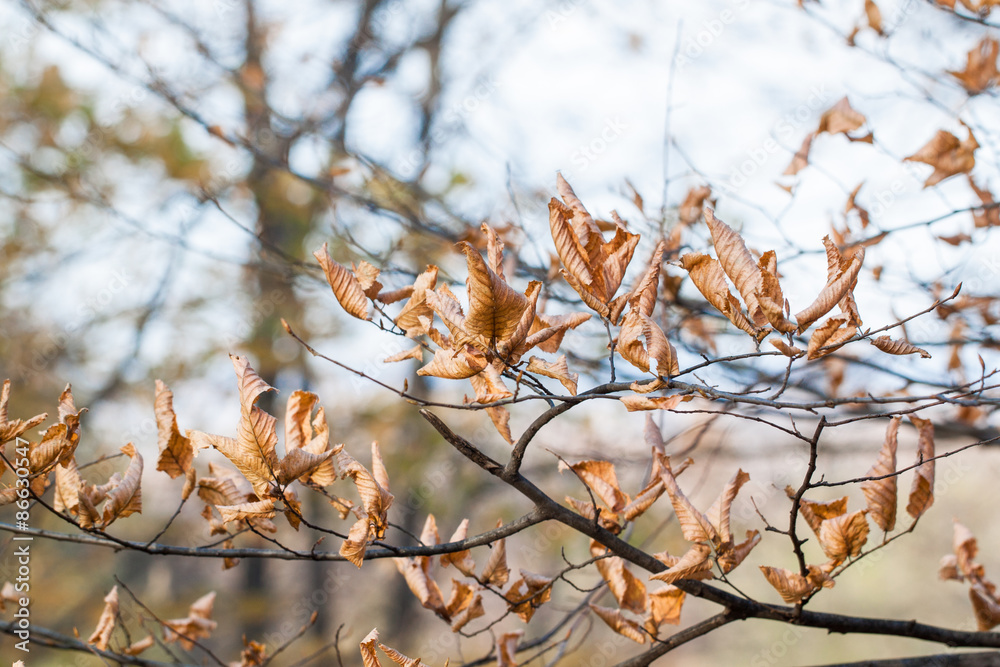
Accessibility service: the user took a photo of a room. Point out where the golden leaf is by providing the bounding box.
[589,604,647,644]
[468,364,512,404]
[526,355,578,395]
[906,416,935,520]
[549,198,594,286]
[154,380,193,479]
[354,260,383,300]
[485,405,513,445]
[53,458,83,513]
[757,251,797,333]
[871,336,931,358]
[861,417,899,531]
[341,517,373,568]
[314,242,370,320]
[529,310,591,354]
[395,557,447,618]
[451,592,485,632]
[705,469,750,545]
[88,586,118,650]
[623,479,666,521]
[659,463,717,544]
[394,265,439,335]
[629,241,667,317]
[905,126,979,188]
[795,495,849,537]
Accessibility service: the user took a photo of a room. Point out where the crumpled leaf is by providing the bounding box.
[526,355,578,395]
[155,380,194,479]
[796,245,865,333]
[460,240,530,346]
[559,459,629,513]
[757,251,796,333]
[593,544,647,615]
[760,565,835,604]
[394,557,447,619]
[681,252,765,340]
[905,126,978,188]
[315,242,370,320]
[88,586,119,650]
[705,208,766,326]
[479,523,510,586]
[806,314,857,360]
[440,519,477,576]
[818,509,870,563]
[871,336,931,358]
[394,265,439,335]
[339,446,395,567]
[589,604,647,644]
[101,443,144,527]
[216,499,277,524]
[906,416,935,520]
[163,592,217,650]
[678,185,712,225]
[949,37,1000,94]
[646,585,686,632]
[861,417,900,531]
[417,347,489,380]
[506,570,554,622]
[495,630,523,667]
[0,379,47,445]
[620,394,688,412]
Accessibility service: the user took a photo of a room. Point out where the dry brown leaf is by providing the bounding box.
[451,591,485,632]
[440,519,477,576]
[705,469,750,545]
[905,126,979,188]
[794,494,849,536]
[757,251,797,333]
[819,97,867,135]
[970,583,1000,631]
[589,604,647,644]
[783,132,814,176]
[216,499,277,524]
[468,364,513,404]
[770,338,805,358]
[354,260,383,300]
[495,630,523,667]
[861,417,900,531]
[506,570,554,622]
[594,549,647,615]
[806,315,856,360]
[620,394,688,412]
[679,185,712,225]
[124,635,155,656]
[88,586,118,650]
[559,459,630,512]
[394,265,439,335]
[418,347,489,380]
[154,380,193,479]
[315,242,370,320]
[650,543,714,584]
[906,416,935,520]
[102,443,143,527]
[681,252,764,339]
[818,510,870,563]
[341,517,373,568]
[360,628,382,667]
[53,458,83,513]
[864,0,884,34]
[659,463,717,544]
[566,495,623,534]
[461,241,531,347]
[629,241,667,317]
[525,355,578,395]
[871,336,931,359]
[971,177,1000,228]
[705,208,766,326]
[646,586,686,631]
[395,557,447,618]
[796,246,865,333]
[0,380,47,445]
[949,37,1000,94]
[384,346,424,363]
[759,565,834,604]
[479,524,510,586]
[378,641,425,666]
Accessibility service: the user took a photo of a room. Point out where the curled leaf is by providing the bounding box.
[315,243,370,320]
[871,336,931,359]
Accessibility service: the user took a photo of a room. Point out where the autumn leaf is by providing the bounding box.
[681,252,764,340]
[102,443,143,527]
[88,586,119,650]
[0,379,47,445]
[360,628,382,667]
[589,604,647,644]
[395,557,447,619]
[315,242,370,320]
[164,592,218,650]
[506,570,554,622]
[705,208,766,327]
[678,185,712,225]
[906,416,935,520]
[861,417,899,531]
[871,336,931,358]
[440,518,477,576]
[770,338,805,358]
[659,461,717,544]
[559,459,630,512]
[783,132,814,176]
[393,265,440,336]
[864,0,884,35]
[760,565,834,604]
[905,126,978,188]
[620,394,688,412]
[417,346,489,380]
[948,37,1000,94]
[479,523,510,586]
[757,251,796,333]
[796,244,865,333]
[495,630,523,667]
[646,586,686,632]
[593,544,647,614]
[525,355,578,395]
[216,499,277,524]
[155,380,193,479]
[818,510,870,563]
[806,314,856,360]
[818,97,867,136]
